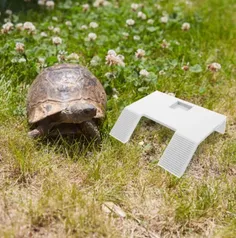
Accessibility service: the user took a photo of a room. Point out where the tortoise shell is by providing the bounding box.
[27,64,107,124]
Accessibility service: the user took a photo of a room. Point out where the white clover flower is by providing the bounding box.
[131,3,140,11]
[18,58,26,63]
[38,0,45,6]
[107,49,116,56]
[135,49,145,58]
[48,25,54,31]
[126,19,135,26]
[122,32,129,39]
[15,23,23,31]
[81,25,88,30]
[137,11,146,20]
[137,12,142,18]
[53,27,60,34]
[93,0,110,7]
[23,22,36,33]
[161,39,170,48]
[133,35,140,41]
[139,69,149,77]
[160,15,168,23]
[208,62,221,72]
[66,53,79,61]
[65,21,72,26]
[1,22,14,33]
[5,9,12,15]
[93,0,101,7]
[46,1,55,9]
[52,36,62,45]
[57,50,67,62]
[40,31,48,37]
[15,42,25,53]
[89,22,99,28]
[82,4,90,11]
[105,50,125,67]
[181,22,190,31]
[88,32,97,41]
[147,19,154,24]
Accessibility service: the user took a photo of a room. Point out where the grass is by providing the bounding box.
[0,0,236,237]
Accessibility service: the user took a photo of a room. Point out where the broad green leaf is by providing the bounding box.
[189,64,202,73]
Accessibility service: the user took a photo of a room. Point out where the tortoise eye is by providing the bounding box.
[84,109,90,114]
[84,107,96,114]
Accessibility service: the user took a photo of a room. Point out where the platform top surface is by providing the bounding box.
[127,91,226,141]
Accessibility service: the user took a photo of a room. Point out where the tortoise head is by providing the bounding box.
[60,103,97,123]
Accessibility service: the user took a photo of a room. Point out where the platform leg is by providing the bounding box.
[214,120,226,134]
[109,108,141,143]
[158,133,198,177]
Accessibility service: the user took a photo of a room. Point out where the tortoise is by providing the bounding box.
[27,63,107,141]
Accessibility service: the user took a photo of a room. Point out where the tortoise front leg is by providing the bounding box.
[28,128,44,138]
[80,120,101,143]
[28,119,54,139]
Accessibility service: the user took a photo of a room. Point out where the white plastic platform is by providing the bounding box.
[110,91,226,177]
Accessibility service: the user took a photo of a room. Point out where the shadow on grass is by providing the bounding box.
[37,133,102,162]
